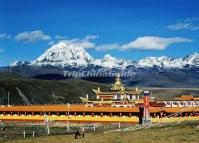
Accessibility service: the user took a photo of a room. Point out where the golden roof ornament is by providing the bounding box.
[111,73,125,91]
[135,87,138,92]
[97,86,100,92]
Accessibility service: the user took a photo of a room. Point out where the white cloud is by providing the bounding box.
[121,36,192,50]
[184,17,199,22]
[94,36,192,51]
[54,35,68,40]
[70,39,95,49]
[0,33,11,39]
[95,43,119,51]
[167,23,193,30]
[167,17,199,31]
[12,31,192,51]
[84,35,99,41]
[61,35,97,49]
[15,30,51,43]
[167,23,199,31]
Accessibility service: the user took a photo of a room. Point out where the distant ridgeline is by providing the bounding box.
[0,41,199,88]
[0,72,110,105]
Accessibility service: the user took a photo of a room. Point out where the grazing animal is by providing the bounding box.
[75,131,84,139]
[1,127,5,131]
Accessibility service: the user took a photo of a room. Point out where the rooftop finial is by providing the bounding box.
[97,86,100,92]
[116,73,120,78]
[111,73,125,91]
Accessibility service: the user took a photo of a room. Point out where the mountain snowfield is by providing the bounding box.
[32,41,94,66]
[93,54,131,69]
[137,53,199,68]
[11,41,199,69]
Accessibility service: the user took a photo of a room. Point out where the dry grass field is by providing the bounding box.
[4,121,199,143]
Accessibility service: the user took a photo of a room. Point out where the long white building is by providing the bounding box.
[162,95,199,107]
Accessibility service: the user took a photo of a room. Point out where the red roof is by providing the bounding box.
[0,105,139,113]
[0,105,198,113]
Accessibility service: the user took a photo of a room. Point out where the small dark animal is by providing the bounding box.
[75,131,84,139]
[1,127,5,131]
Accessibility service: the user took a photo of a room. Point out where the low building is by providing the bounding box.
[162,95,199,107]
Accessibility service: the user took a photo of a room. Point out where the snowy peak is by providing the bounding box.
[137,53,199,68]
[10,40,199,70]
[33,41,93,66]
[183,53,199,65]
[10,61,31,67]
[137,56,173,68]
[103,54,117,61]
[93,54,129,68]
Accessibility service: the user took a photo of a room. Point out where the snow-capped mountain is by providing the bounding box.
[137,56,182,69]
[31,42,131,68]
[10,61,31,67]
[137,53,199,69]
[9,41,199,70]
[93,54,131,68]
[183,53,199,66]
[137,56,174,68]
[32,41,93,66]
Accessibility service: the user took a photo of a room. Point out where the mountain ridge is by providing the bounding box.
[9,41,199,70]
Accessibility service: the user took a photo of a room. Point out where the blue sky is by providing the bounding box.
[0,0,199,66]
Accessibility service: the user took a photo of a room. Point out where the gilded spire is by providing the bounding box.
[136,87,138,92]
[97,86,100,92]
[111,73,125,91]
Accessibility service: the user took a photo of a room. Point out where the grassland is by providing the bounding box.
[1,72,199,142]
[0,72,110,105]
[1,72,199,105]
[3,121,199,143]
[143,87,199,100]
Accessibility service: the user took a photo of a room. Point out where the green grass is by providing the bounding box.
[142,87,199,100]
[0,72,110,105]
[3,121,199,143]
[0,72,199,105]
